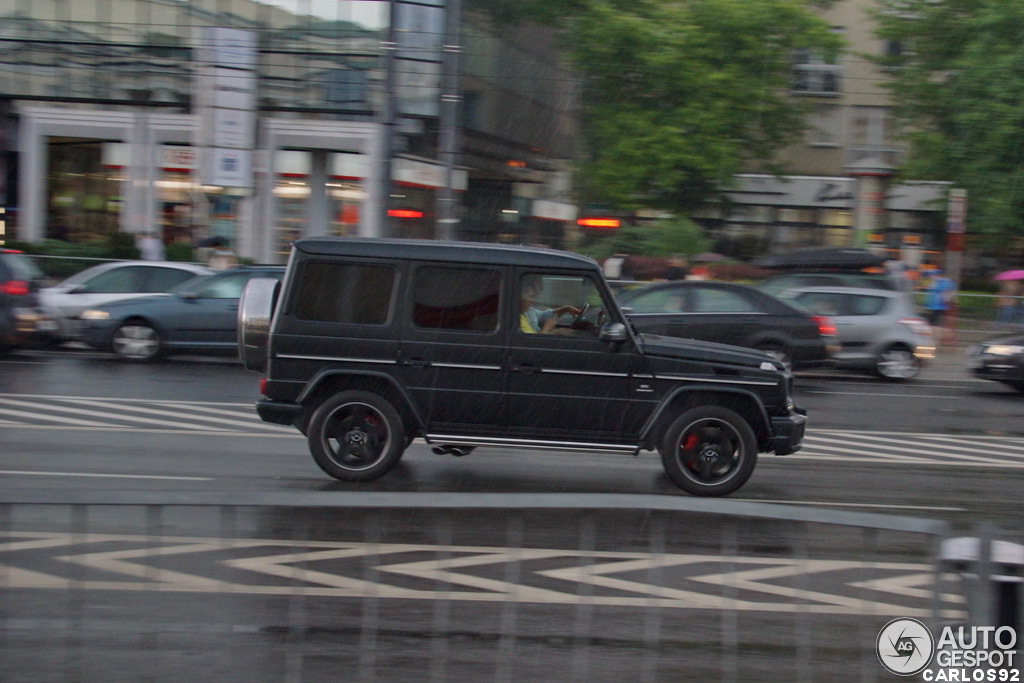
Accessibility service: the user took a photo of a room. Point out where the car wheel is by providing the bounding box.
[874,345,920,381]
[112,321,163,362]
[755,343,792,372]
[308,391,407,482]
[659,406,757,497]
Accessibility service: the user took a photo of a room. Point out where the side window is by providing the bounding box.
[294,262,396,325]
[519,272,605,336]
[848,295,886,316]
[144,268,199,292]
[194,272,251,298]
[627,289,688,313]
[412,266,500,332]
[81,267,145,293]
[692,288,757,313]
[795,292,844,316]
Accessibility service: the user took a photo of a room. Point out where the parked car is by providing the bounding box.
[0,248,54,352]
[239,237,808,497]
[40,260,213,341]
[966,333,1024,393]
[79,265,284,362]
[616,280,836,371]
[758,271,901,297]
[780,286,935,381]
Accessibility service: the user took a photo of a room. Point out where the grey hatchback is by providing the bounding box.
[0,248,53,352]
[780,286,935,381]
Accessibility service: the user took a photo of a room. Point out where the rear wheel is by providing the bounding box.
[659,406,757,496]
[112,321,163,362]
[308,391,406,482]
[874,345,920,381]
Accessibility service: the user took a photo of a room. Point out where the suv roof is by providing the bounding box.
[295,237,597,270]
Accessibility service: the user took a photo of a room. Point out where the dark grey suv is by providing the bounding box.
[239,238,808,496]
[0,248,53,352]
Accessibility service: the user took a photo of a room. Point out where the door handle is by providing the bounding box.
[406,357,431,368]
[512,363,541,373]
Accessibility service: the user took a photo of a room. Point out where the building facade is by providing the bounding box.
[0,0,579,262]
[702,0,950,268]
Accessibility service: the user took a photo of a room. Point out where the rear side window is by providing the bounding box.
[412,266,501,332]
[294,262,396,325]
[1,252,43,280]
[693,287,757,313]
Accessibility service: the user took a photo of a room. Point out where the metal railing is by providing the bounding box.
[3,491,1012,681]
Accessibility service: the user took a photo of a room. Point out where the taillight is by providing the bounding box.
[259,377,268,395]
[899,317,933,336]
[811,315,836,337]
[0,280,29,296]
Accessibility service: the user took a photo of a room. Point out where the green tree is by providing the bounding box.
[475,0,840,213]
[873,0,1024,254]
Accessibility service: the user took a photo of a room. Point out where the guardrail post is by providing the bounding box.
[938,526,1024,633]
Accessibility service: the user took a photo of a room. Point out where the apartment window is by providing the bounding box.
[807,105,842,146]
[849,107,892,148]
[792,28,844,95]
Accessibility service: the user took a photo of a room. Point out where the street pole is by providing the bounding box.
[436,0,463,241]
[945,188,968,344]
[375,0,399,238]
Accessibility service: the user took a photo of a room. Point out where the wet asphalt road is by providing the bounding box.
[1,345,1022,681]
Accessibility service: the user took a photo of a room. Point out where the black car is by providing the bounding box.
[239,237,808,497]
[617,280,836,371]
[967,333,1024,393]
[0,248,54,352]
[79,265,284,362]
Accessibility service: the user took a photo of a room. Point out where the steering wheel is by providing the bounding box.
[572,302,590,325]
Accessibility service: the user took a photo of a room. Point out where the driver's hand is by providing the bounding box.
[555,305,582,317]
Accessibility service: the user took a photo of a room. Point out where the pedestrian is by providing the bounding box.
[136,231,165,261]
[995,280,1020,326]
[208,240,238,271]
[923,269,956,345]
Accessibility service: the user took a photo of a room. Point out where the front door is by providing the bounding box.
[505,271,640,444]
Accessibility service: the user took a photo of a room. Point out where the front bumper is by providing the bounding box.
[768,410,807,455]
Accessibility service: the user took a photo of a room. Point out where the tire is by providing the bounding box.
[659,406,757,497]
[874,345,920,381]
[308,391,407,482]
[112,321,163,362]
[755,343,792,372]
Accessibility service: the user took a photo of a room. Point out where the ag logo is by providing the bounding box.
[876,617,935,676]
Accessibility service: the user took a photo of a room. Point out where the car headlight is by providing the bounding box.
[983,344,1024,356]
[79,310,110,321]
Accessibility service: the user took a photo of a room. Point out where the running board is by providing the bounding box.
[424,434,640,456]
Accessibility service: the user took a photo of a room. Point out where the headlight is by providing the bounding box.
[79,310,110,321]
[984,344,1024,356]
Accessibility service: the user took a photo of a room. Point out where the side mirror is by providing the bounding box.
[599,322,628,344]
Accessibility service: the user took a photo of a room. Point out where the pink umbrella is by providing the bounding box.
[995,269,1024,281]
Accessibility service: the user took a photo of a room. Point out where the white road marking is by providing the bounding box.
[0,532,962,617]
[0,470,212,481]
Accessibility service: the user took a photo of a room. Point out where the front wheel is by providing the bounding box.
[308,391,407,482]
[874,345,920,381]
[112,321,163,362]
[660,406,757,496]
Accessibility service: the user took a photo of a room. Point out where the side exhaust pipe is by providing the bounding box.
[431,445,476,457]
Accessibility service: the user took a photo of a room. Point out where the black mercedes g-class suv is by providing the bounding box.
[239,237,806,496]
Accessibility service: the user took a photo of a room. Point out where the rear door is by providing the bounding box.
[398,262,507,434]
